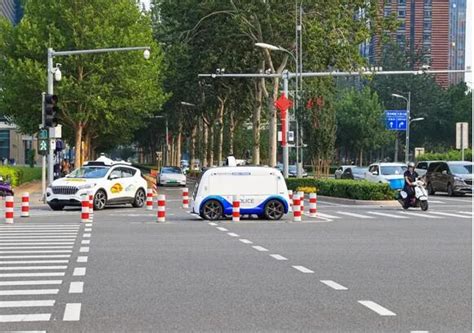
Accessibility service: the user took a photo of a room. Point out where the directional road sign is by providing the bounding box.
[385,110,407,131]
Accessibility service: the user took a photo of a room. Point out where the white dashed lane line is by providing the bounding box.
[358,300,396,316]
[368,211,408,219]
[216,227,228,232]
[239,239,253,244]
[337,212,374,219]
[429,211,471,219]
[83,233,91,238]
[227,232,239,237]
[252,246,268,252]
[292,265,314,273]
[269,254,288,261]
[81,240,90,244]
[320,280,348,290]
[400,212,440,219]
[79,247,90,253]
[63,303,81,321]
[208,222,217,226]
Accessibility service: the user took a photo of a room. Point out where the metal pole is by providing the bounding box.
[41,92,46,202]
[394,134,399,162]
[405,92,411,163]
[283,72,289,179]
[165,118,169,165]
[47,48,54,185]
[461,124,465,161]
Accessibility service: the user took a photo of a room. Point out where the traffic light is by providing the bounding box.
[44,94,59,127]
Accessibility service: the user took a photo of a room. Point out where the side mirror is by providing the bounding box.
[372,171,378,175]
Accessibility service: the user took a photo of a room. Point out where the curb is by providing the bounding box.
[317,195,399,206]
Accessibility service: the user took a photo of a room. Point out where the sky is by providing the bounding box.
[140,0,473,88]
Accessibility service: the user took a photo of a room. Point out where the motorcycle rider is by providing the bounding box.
[403,162,419,208]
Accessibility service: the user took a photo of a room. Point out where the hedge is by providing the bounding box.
[0,166,42,187]
[416,149,472,162]
[286,178,396,201]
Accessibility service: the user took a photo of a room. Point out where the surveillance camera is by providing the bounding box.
[143,49,151,60]
[211,74,217,78]
[421,64,431,71]
[54,68,62,81]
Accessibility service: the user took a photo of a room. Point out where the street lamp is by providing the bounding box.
[391,92,411,163]
[255,42,299,178]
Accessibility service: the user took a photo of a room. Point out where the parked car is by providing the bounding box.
[415,161,438,177]
[46,156,147,211]
[364,162,407,190]
[191,165,291,220]
[340,166,367,180]
[288,165,308,177]
[157,166,187,187]
[425,161,472,196]
[334,165,354,179]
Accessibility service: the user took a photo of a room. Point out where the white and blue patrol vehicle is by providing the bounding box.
[191,163,291,221]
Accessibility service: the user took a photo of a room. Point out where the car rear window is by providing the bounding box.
[427,162,440,172]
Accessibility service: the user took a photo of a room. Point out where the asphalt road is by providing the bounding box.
[0,185,471,332]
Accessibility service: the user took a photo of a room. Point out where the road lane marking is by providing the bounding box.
[358,300,396,316]
[0,272,65,277]
[77,256,88,263]
[84,228,92,232]
[83,233,91,238]
[0,242,75,246]
[0,300,55,308]
[227,232,239,237]
[316,212,341,219]
[216,227,228,231]
[63,303,81,321]
[0,246,73,250]
[73,267,86,276]
[400,212,440,219]
[0,236,77,239]
[0,266,68,270]
[239,239,253,244]
[69,281,84,293]
[252,246,268,252]
[85,223,92,227]
[460,211,473,215]
[0,260,68,264]
[0,289,59,296]
[0,232,78,235]
[292,265,314,273]
[0,250,73,254]
[368,211,408,219]
[429,211,471,219]
[0,280,62,286]
[81,240,90,244]
[0,313,51,322]
[410,331,429,333]
[337,212,374,219]
[270,254,288,261]
[0,255,70,259]
[208,222,217,226]
[320,280,348,290]
[79,247,90,253]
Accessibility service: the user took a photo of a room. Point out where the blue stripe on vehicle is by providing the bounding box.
[199,195,289,216]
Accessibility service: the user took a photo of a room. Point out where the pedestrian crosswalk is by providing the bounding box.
[0,223,82,325]
[307,210,472,222]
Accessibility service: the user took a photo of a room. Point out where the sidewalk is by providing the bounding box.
[13,180,46,207]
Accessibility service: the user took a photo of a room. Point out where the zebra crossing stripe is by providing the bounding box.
[368,211,408,219]
[429,211,471,219]
[337,212,374,219]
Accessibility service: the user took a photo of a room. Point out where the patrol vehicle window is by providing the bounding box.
[110,169,122,179]
[121,168,136,178]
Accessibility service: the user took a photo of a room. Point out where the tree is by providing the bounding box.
[0,0,167,165]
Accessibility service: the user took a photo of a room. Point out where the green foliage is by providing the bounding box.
[0,0,167,151]
[0,166,42,186]
[417,149,472,162]
[27,149,36,168]
[286,178,396,200]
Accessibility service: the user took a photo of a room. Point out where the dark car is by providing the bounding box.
[425,161,472,196]
[340,166,367,180]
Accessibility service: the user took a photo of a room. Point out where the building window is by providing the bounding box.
[384,8,391,16]
[397,34,406,46]
[398,9,406,18]
[423,22,432,30]
[398,0,406,5]
[424,0,432,5]
[399,21,406,30]
[423,32,432,41]
[424,10,432,18]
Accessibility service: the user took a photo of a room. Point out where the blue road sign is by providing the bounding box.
[385,110,407,131]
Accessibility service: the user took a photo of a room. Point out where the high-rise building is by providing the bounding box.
[0,0,22,25]
[371,0,466,87]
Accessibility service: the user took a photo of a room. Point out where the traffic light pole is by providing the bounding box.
[47,49,55,186]
[41,92,47,202]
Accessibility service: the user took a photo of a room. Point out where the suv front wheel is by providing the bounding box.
[94,190,107,210]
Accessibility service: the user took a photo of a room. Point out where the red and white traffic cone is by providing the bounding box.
[146,188,153,210]
[157,194,166,222]
[81,196,90,223]
[232,195,240,222]
[288,190,293,204]
[5,196,14,224]
[88,193,94,222]
[292,193,301,222]
[298,191,305,214]
[309,193,317,218]
[21,192,30,218]
[182,188,189,209]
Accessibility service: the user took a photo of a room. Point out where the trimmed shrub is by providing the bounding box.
[0,167,24,186]
[416,149,472,162]
[286,178,396,201]
[295,186,317,194]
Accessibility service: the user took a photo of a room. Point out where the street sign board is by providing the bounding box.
[385,110,407,131]
[37,129,49,155]
[456,122,469,149]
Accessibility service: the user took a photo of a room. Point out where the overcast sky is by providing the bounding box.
[140,0,473,88]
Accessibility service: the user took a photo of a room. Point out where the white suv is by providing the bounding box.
[46,156,147,211]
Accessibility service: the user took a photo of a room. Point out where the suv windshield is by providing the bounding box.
[380,165,407,175]
[161,167,182,174]
[67,166,110,179]
[449,164,472,175]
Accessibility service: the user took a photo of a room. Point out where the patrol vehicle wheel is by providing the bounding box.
[264,199,284,220]
[201,200,223,221]
[94,190,107,210]
[132,189,146,208]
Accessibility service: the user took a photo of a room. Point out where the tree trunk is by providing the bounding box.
[207,123,214,167]
[74,122,83,168]
[176,126,182,166]
[253,79,263,165]
[190,124,196,163]
[228,112,235,156]
[359,148,363,167]
[202,120,208,167]
[268,78,280,167]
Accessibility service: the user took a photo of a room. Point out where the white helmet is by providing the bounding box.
[408,162,415,168]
